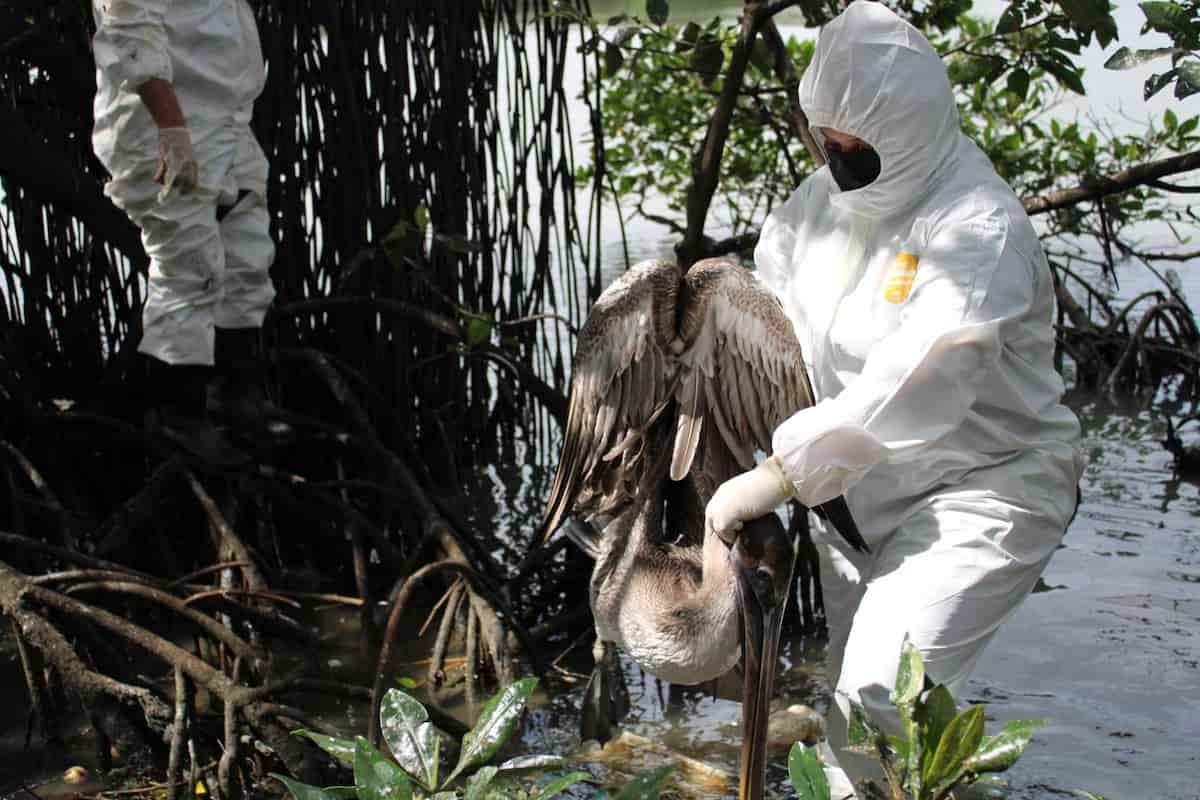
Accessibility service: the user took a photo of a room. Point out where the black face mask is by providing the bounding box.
[824,142,881,192]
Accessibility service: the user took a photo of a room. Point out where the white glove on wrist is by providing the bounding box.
[705,455,796,544]
[154,127,199,196]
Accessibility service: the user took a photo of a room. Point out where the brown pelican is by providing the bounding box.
[539,257,867,799]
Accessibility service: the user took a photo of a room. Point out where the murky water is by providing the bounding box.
[489,393,1200,800]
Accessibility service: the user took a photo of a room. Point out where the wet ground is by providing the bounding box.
[2,399,1198,800]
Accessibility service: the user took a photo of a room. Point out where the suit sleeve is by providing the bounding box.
[771,209,1033,507]
[93,0,172,91]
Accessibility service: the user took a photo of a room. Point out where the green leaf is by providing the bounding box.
[1140,1,1190,34]
[1104,46,1176,70]
[995,4,1023,34]
[924,705,986,790]
[1042,60,1086,94]
[788,743,830,800]
[379,689,441,791]
[354,737,414,800]
[611,765,674,799]
[445,678,539,785]
[678,21,701,49]
[1177,60,1200,97]
[750,37,773,77]
[271,774,341,800]
[890,638,925,708]
[1007,67,1031,100]
[292,730,357,765]
[689,33,724,85]
[396,676,418,689]
[496,755,568,775]
[646,0,669,26]
[844,696,891,758]
[613,25,639,47]
[464,766,499,800]
[533,771,592,799]
[1146,69,1178,100]
[916,685,957,783]
[604,42,625,77]
[964,719,1047,774]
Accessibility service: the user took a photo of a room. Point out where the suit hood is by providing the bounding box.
[799,2,961,218]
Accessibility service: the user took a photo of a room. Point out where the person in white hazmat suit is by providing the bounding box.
[92,0,276,467]
[704,2,1083,792]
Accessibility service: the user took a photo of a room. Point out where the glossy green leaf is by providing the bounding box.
[497,754,568,775]
[925,705,985,790]
[355,737,413,800]
[916,685,958,782]
[292,729,357,765]
[1176,60,1200,98]
[646,0,669,26]
[533,770,592,799]
[788,743,830,800]
[890,637,925,707]
[464,765,499,800]
[611,765,674,799]
[1146,69,1179,100]
[1140,1,1190,34]
[964,719,1047,774]
[271,774,341,800]
[379,688,441,791]
[1104,46,1176,70]
[445,677,539,785]
[844,696,890,757]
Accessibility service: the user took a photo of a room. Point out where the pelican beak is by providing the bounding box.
[733,516,796,800]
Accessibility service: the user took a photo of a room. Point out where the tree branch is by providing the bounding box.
[1023,149,1200,215]
[679,0,769,269]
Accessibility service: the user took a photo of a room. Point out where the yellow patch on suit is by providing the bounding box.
[883,252,920,304]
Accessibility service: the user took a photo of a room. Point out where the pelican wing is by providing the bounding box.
[539,259,682,541]
[675,258,867,553]
[673,258,813,474]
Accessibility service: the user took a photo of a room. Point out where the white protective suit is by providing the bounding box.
[92,0,275,365]
[753,3,1083,786]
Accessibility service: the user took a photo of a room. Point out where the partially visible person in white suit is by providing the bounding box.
[92,0,276,467]
[704,2,1083,793]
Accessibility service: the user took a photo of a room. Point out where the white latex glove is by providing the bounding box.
[154,127,199,198]
[705,456,795,544]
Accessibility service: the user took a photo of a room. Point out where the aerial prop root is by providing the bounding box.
[368,559,541,746]
[0,559,364,792]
